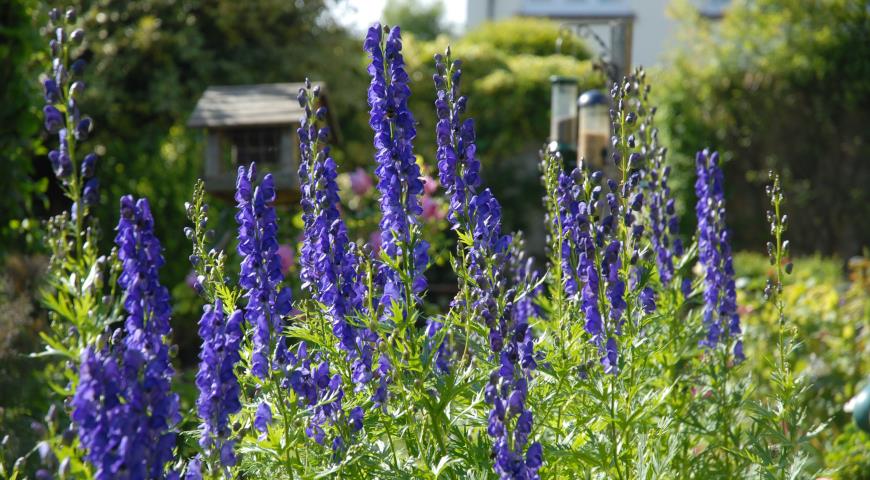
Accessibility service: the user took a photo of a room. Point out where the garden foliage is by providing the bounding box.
[656,0,870,257]
[4,7,868,480]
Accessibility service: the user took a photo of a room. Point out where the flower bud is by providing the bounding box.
[64,8,76,23]
[70,28,84,44]
[75,117,93,141]
[49,8,61,23]
[61,427,75,446]
[69,80,85,99]
[43,105,63,133]
[45,404,58,426]
[59,457,71,479]
[317,127,329,141]
[31,421,46,437]
[70,59,86,76]
[43,79,61,104]
[49,150,72,179]
[83,178,99,205]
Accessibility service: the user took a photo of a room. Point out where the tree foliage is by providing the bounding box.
[4,0,368,289]
[656,0,870,256]
[0,0,47,252]
[383,0,449,41]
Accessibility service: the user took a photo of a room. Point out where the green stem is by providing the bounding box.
[609,375,624,480]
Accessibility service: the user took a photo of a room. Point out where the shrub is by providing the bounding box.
[656,0,870,257]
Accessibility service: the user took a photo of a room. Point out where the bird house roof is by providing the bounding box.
[187,82,325,128]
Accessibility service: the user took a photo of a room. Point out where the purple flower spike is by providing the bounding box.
[235,163,293,379]
[433,50,541,477]
[297,81,376,393]
[365,23,429,309]
[695,150,742,360]
[195,301,243,467]
[72,196,179,480]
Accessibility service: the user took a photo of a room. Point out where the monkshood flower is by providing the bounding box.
[425,319,450,374]
[286,342,362,451]
[555,169,595,298]
[432,50,512,355]
[184,458,202,480]
[468,188,513,352]
[485,244,542,479]
[72,195,180,479]
[631,72,682,288]
[365,23,429,307]
[647,149,681,286]
[297,81,375,391]
[254,402,272,440]
[695,150,743,360]
[433,51,540,475]
[235,163,293,379]
[42,9,99,202]
[195,299,243,469]
[544,152,629,375]
[433,49,480,230]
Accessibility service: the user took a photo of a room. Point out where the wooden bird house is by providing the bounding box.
[187,82,339,202]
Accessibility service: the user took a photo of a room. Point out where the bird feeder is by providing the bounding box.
[550,76,578,159]
[187,82,339,203]
[577,89,610,168]
[846,382,870,433]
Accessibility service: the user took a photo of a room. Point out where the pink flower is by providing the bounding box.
[421,196,444,221]
[423,175,438,195]
[350,168,374,196]
[277,244,295,276]
[369,231,382,255]
[185,271,198,290]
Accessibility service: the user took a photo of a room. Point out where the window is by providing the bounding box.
[223,127,283,167]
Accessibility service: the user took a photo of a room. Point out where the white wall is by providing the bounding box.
[465,0,723,68]
[627,0,677,68]
[466,0,522,28]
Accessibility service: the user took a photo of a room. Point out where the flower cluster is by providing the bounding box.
[297,81,376,392]
[644,127,682,287]
[43,7,98,213]
[433,49,479,230]
[195,299,243,469]
[433,49,511,354]
[286,342,364,452]
[364,23,429,307]
[546,156,626,374]
[235,164,293,379]
[434,51,541,479]
[72,196,179,479]
[485,256,543,480]
[694,150,743,360]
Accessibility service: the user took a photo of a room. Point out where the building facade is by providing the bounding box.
[466,0,730,68]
